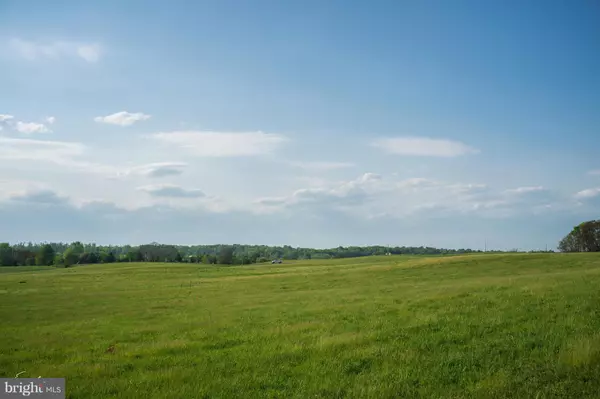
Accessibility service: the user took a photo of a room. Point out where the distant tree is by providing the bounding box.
[78,252,90,264]
[58,242,85,266]
[139,243,180,262]
[99,251,116,263]
[13,248,36,266]
[218,246,234,265]
[70,242,85,257]
[558,232,579,253]
[79,252,100,264]
[63,248,78,267]
[1,241,494,267]
[35,244,55,266]
[0,243,15,266]
[53,254,64,266]
[126,249,143,262]
[559,220,600,252]
[240,255,253,265]
[106,251,117,263]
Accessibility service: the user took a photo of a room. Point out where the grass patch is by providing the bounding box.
[1,253,600,398]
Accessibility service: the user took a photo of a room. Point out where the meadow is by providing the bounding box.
[1,253,600,398]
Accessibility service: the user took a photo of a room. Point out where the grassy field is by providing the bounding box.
[1,253,600,398]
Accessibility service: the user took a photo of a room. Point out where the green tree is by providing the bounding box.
[13,249,36,266]
[53,254,64,266]
[105,251,116,263]
[63,248,79,267]
[559,220,600,252]
[0,243,15,266]
[99,251,116,263]
[126,249,142,262]
[70,241,85,257]
[79,252,100,264]
[35,244,55,266]
[60,242,85,267]
[218,246,234,265]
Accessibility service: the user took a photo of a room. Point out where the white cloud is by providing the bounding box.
[504,186,545,194]
[76,44,102,63]
[588,170,600,176]
[15,121,51,134]
[8,38,102,63]
[255,173,559,219]
[371,137,479,157]
[574,188,600,199]
[0,115,53,134]
[0,115,14,131]
[148,131,288,157]
[138,184,206,198]
[94,111,151,126]
[0,137,84,161]
[256,173,398,213]
[0,137,119,175]
[121,162,188,178]
[288,161,355,171]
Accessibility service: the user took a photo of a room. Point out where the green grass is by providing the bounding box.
[1,253,600,398]
[0,265,55,273]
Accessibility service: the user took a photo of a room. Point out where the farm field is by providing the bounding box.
[1,253,600,398]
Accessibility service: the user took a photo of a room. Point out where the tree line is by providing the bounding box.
[0,242,487,267]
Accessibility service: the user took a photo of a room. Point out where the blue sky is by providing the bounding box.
[0,0,598,250]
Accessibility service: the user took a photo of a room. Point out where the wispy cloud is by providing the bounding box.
[0,115,52,134]
[255,173,390,212]
[94,111,151,126]
[148,131,288,157]
[119,162,188,178]
[138,184,206,198]
[588,170,600,176]
[255,173,559,219]
[0,114,14,131]
[288,161,355,171]
[15,121,51,134]
[75,44,102,63]
[575,187,600,199]
[371,137,479,157]
[8,38,102,63]
[504,186,545,195]
[0,137,118,175]
[0,137,84,160]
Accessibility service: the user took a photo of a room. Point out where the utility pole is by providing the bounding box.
[484,239,487,252]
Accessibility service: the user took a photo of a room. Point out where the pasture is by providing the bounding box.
[1,253,600,398]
